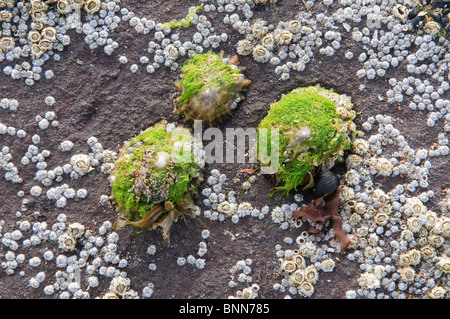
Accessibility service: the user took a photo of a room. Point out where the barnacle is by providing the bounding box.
[392,4,409,20]
[298,281,314,297]
[428,286,447,299]
[404,197,426,216]
[70,154,93,176]
[67,222,85,239]
[110,121,203,246]
[0,36,15,52]
[257,86,357,196]
[423,20,440,36]
[217,201,237,216]
[344,169,360,186]
[252,44,271,63]
[280,259,296,273]
[275,30,293,46]
[358,272,380,289]
[375,157,393,176]
[261,33,275,50]
[163,44,179,61]
[374,212,389,226]
[345,154,363,168]
[58,233,77,251]
[41,27,57,42]
[85,0,102,14]
[251,20,268,38]
[289,269,305,285]
[0,9,12,22]
[321,258,335,272]
[399,266,415,283]
[28,31,41,43]
[420,245,436,260]
[292,254,306,269]
[174,52,250,127]
[351,138,369,155]
[288,20,302,34]
[407,216,422,233]
[428,234,445,248]
[236,39,253,56]
[56,0,71,14]
[371,189,390,208]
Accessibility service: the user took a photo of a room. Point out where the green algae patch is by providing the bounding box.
[257,86,358,197]
[161,4,203,30]
[174,52,250,126]
[110,120,204,246]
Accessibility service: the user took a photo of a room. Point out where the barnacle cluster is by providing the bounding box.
[58,222,85,251]
[337,116,450,298]
[174,51,250,126]
[0,0,102,59]
[109,120,204,246]
[257,86,357,196]
[101,276,139,299]
[276,244,334,298]
[235,19,299,64]
[405,0,450,37]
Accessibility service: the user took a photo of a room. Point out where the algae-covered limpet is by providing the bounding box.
[257,86,358,197]
[109,120,204,246]
[174,51,250,127]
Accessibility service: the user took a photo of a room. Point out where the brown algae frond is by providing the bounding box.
[174,51,250,127]
[257,86,358,197]
[110,120,204,246]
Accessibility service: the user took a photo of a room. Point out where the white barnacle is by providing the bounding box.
[261,33,275,50]
[304,265,319,284]
[252,44,271,63]
[358,272,380,289]
[85,0,101,14]
[217,201,237,216]
[59,140,74,152]
[352,138,369,155]
[109,276,130,296]
[321,259,335,272]
[428,286,446,299]
[275,30,293,46]
[423,21,440,36]
[398,266,415,283]
[70,154,93,176]
[297,281,314,297]
[280,259,296,274]
[236,39,253,56]
[163,44,179,60]
[345,154,363,168]
[375,158,393,176]
[67,223,85,239]
[404,197,426,216]
[58,233,77,251]
[344,169,361,186]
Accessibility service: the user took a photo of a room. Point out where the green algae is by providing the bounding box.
[110,121,201,223]
[161,4,203,30]
[257,86,357,197]
[176,52,241,104]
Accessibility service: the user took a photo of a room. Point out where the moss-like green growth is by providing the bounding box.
[174,52,250,126]
[257,86,358,197]
[110,120,204,246]
[161,4,203,30]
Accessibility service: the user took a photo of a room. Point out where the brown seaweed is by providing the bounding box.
[293,186,350,252]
